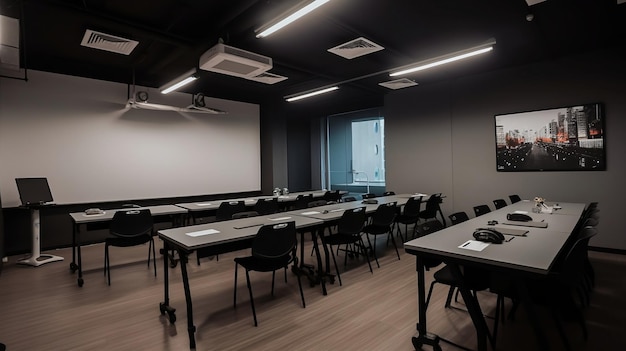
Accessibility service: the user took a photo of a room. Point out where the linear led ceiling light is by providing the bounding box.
[160,69,198,94]
[285,86,338,102]
[256,0,331,38]
[390,39,496,77]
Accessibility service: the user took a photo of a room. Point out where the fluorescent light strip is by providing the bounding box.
[390,46,493,77]
[286,86,338,102]
[160,76,197,94]
[256,0,330,38]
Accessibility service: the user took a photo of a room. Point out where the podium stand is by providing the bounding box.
[17,206,64,267]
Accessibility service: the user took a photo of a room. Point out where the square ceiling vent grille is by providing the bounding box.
[247,72,288,84]
[328,37,384,59]
[378,78,418,90]
[81,29,138,55]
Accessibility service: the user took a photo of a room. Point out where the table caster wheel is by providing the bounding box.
[70,262,78,272]
[78,278,84,287]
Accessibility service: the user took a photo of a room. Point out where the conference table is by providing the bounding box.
[158,193,425,349]
[404,200,587,351]
[69,204,187,287]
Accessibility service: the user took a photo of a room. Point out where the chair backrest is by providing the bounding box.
[473,204,491,217]
[337,207,367,235]
[110,209,153,238]
[371,202,397,227]
[293,194,313,209]
[307,199,328,208]
[414,219,445,238]
[402,196,423,216]
[421,194,442,218]
[323,190,342,203]
[362,193,377,199]
[554,226,597,276]
[216,201,246,221]
[448,211,470,225]
[383,191,396,196]
[231,211,259,219]
[254,198,278,215]
[493,199,507,209]
[252,222,297,260]
[509,194,522,203]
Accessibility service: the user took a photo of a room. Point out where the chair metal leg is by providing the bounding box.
[233,263,239,308]
[329,245,342,286]
[271,270,276,296]
[359,237,373,274]
[244,270,258,326]
[388,232,401,260]
[296,269,306,308]
[444,286,456,308]
[366,234,380,268]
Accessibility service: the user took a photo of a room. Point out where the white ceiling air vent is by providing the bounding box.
[199,43,272,78]
[81,29,139,55]
[247,72,288,84]
[378,78,418,90]
[328,37,384,59]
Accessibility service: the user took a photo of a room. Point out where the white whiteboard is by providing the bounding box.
[0,70,261,207]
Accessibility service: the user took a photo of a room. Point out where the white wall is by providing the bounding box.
[385,47,626,250]
[0,70,261,206]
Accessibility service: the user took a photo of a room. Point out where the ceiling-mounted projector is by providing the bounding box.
[199,43,272,79]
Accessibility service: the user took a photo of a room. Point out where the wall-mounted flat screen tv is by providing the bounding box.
[495,103,605,171]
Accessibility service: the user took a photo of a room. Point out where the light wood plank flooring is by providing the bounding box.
[0,234,624,351]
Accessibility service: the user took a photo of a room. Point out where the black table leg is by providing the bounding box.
[516,279,550,350]
[70,223,79,273]
[76,228,83,287]
[159,241,176,323]
[178,251,196,349]
[412,256,442,351]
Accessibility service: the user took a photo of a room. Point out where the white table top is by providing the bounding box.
[69,204,188,224]
[404,201,586,275]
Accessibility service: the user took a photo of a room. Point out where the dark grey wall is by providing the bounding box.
[385,47,626,250]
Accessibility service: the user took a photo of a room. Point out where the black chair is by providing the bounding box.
[320,207,371,286]
[323,190,342,203]
[307,199,329,208]
[419,193,445,225]
[104,209,155,285]
[394,195,423,242]
[233,221,305,326]
[448,211,470,225]
[508,194,522,203]
[362,193,377,199]
[343,196,357,202]
[473,204,491,217]
[493,199,507,209]
[231,211,259,219]
[216,201,246,221]
[383,191,396,196]
[293,194,313,210]
[361,202,399,267]
[254,198,278,215]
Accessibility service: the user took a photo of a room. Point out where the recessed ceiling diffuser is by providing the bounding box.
[80,29,138,55]
[328,37,384,59]
[378,78,418,90]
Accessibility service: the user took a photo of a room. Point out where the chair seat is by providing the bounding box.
[362,224,391,235]
[106,234,151,248]
[234,255,291,272]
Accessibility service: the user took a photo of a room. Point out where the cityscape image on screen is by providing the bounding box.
[495,103,605,171]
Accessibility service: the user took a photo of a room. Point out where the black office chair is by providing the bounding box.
[473,204,491,217]
[231,211,259,219]
[448,211,470,225]
[361,202,399,267]
[394,196,423,241]
[216,201,246,221]
[104,209,155,285]
[383,191,396,196]
[508,194,522,203]
[320,207,371,286]
[419,193,445,226]
[233,221,305,326]
[493,199,507,209]
[254,198,279,215]
[323,190,342,203]
[293,194,313,210]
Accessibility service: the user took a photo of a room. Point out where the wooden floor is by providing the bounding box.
[1,234,625,351]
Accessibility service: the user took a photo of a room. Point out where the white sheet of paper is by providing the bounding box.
[186,229,220,237]
[458,240,490,251]
[541,206,553,214]
[330,208,344,212]
[269,216,292,221]
[513,210,528,214]
[196,203,212,206]
[301,211,320,215]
